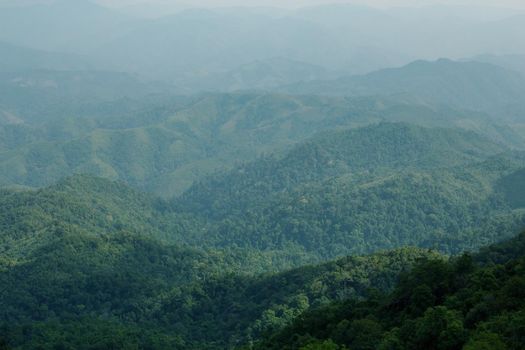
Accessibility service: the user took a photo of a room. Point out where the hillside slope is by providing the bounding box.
[176,123,525,258]
[281,59,525,120]
[1,90,523,196]
[257,232,525,350]
[0,176,439,349]
[1,172,524,349]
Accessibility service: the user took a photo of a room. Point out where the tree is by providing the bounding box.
[409,284,435,315]
[463,332,507,350]
[300,339,341,350]
[411,306,466,350]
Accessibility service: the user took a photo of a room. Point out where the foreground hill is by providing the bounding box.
[257,232,525,350]
[0,175,438,348]
[0,241,437,349]
[281,59,525,120]
[0,162,524,348]
[1,172,524,348]
[0,175,313,272]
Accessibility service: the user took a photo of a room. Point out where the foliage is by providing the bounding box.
[256,233,525,349]
[1,122,525,348]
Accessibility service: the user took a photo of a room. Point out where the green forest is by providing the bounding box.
[1,169,525,348]
[2,121,525,348]
[256,232,525,350]
[2,3,525,348]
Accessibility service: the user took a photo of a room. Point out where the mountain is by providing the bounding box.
[0,69,179,125]
[474,14,525,57]
[0,0,133,53]
[281,59,525,120]
[1,173,524,348]
[2,91,522,197]
[0,4,405,79]
[177,57,341,92]
[0,174,439,349]
[471,54,525,77]
[497,167,525,209]
[2,123,523,262]
[0,184,239,349]
[0,70,173,102]
[153,247,440,348]
[0,41,93,72]
[2,2,525,349]
[0,3,524,83]
[177,123,525,258]
[180,122,510,217]
[93,8,340,80]
[0,174,312,271]
[257,231,525,350]
[92,5,525,80]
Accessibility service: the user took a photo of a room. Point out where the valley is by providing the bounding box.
[1,1,525,349]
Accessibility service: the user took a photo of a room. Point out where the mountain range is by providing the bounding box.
[1,3,525,348]
[280,59,525,120]
[1,1,525,80]
[1,169,525,348]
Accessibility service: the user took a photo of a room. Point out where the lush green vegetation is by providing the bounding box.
[0,156,524,348]
[3,123,522,262]
[1,110,525,349]
[0,176,439,348]
[497,167,525,209]
[1,90,523,196]
[2,5,525,349]
[1,172,524,349]
[154,247,439,348]
[256,232,525,350]
[178,123,525,257]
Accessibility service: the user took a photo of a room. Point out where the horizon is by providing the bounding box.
[95,0,525,11]
[2,0,525,10]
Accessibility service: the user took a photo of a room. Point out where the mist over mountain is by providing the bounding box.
[280,59,525,120]
[471,54,525,76]
[0,0,133,53]
[0,41,94,72]
[1,1,525,349]
[1,0,524,82]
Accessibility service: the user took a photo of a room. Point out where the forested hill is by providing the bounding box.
[1,3,525,349]
[0,173,441,349]
[1,91,523,197]
[0,174,314,273]
[1,171,524,349]
[0,123,524,349]
[280,59,525,120]
[0,163,525,348]
[175,123,525,258]
[256,232,525,350]
[181,123,508,216]
[2,123,523,264]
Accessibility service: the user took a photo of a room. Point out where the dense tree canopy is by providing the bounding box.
[257,233,525,350]
[1,123,525,349]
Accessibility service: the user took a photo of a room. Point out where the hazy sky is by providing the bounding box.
[96,0,525,10]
